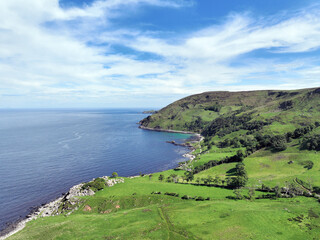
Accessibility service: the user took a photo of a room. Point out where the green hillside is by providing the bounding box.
[8,88,320,240]
[140,88,320,133]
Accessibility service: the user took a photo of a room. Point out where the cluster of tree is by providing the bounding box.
[258,182,308,198]
[192,150,245,174]
[301,135,320,151]
[287,123,319,139]
[151,191,210,201]
[232,187,255,200]
[279,100,293,110]
[184,116,208,132]
[217,137,241,148]
[194,175,222,186]
[202,114,272,137]
[240,134,288,152]
[181,195,210,201]
[216,123,318,152]
[204,104,222,112]
[244,123,318,153]
[158,172,194,183]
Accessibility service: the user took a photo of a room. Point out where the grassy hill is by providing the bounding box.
[139,88,320,133]
[8,88,320,239]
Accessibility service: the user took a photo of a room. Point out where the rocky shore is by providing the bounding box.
[0,177,124,240]
[138,125,201,136]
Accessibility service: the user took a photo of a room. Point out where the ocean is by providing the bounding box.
[0,109,192,232]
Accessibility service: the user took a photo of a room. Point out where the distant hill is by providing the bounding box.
[140,88,320,134]
[142,110,158,114]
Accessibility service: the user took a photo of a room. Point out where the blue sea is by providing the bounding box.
[0,109,191,232]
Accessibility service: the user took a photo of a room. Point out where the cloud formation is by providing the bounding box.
[1,0,320,108]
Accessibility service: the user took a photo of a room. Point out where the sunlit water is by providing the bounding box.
[0,109,191,231]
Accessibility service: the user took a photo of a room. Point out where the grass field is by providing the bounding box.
[9,176,320,240]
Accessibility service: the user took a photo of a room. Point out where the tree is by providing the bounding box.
[201,178,205,184]
[270,135,287,151]
[248,187,255,201]
[111,172,118,178]
[170,174,178,183]
[233,188,244,200]
[184,171,194,183]
[213,176,221,185]
[158,174,164,182]
[203,178,208,185]
[195,177,200,185]
[233,176,248,188]
[207,175,213,185]
[226,177,233,187]
[274,185,282,198]
[235,162,246,176]
[236,149,244,158]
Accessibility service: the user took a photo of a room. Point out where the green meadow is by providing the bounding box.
[9,176,320,240]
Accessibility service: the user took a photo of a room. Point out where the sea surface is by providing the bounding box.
[0,109,192,232]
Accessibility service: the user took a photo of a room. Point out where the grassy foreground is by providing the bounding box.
[9,176,320,240]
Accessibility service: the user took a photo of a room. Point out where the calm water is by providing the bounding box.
[0,109,191,231]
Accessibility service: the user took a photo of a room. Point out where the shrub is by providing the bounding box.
[270,135,287,151]
[181,195,191,200]
[164,192,179,197]
[301,135,320,151]
[82,178,105,192]
[300,160,314,170]
[151,191,161,194]
[195,196,205,201]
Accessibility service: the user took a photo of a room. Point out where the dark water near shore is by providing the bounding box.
[0,109,191,232]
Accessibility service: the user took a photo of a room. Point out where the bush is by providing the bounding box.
[300,160,314,170]
[164,192,179,197]
[301,135,320,151]
[270,135,287,151]
[82,178,105,192]
[181,195,191,200]
[195,196,205,201]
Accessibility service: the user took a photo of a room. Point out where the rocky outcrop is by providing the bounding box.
[101,176,125,187]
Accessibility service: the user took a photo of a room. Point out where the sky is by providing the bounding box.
[1,0,320,108]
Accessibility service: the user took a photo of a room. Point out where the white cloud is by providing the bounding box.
[1,0,320,108]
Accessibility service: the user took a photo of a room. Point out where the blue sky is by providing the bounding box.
[1,0,320,108]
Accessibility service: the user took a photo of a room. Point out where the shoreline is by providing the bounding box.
[138,125,201,137]
[1,126,202,239]
[139,125,203,160]
[0,177,124,240]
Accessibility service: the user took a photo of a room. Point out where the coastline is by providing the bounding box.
[0,177,124,240]
[1,126,202,239]
[139,125,204,162]
[138,125,201,137]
